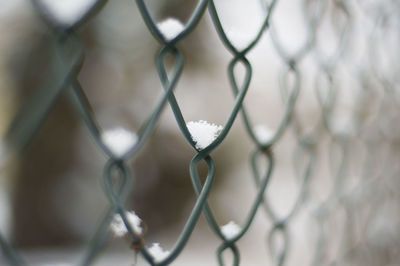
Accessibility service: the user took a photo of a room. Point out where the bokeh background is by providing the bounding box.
[1,0,400,265]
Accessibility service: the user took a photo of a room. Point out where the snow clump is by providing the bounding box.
[254,124,274,144]
[38,0,97,26]
[226,29,252,51]
[157,18,184,41]
[101,127,137,157]
[220,220,242,240]
[110,211,143,237]
[186,120,223,150]
[148,243,170,263]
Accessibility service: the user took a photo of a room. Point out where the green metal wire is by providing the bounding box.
[1,0,399,265]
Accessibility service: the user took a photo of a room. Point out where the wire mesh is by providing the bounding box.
[1,0,400,265]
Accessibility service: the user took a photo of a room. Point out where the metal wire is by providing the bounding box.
[1,0,399,265]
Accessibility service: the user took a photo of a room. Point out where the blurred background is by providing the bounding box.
[1,0,400,265]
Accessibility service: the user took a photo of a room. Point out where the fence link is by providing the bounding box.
[0,0,399,265]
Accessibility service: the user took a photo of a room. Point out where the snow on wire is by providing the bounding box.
[186,120,223,150]
[157,18,185,41]
[101,127,138,157]
[0,1,395,266]
[110,211,143,237]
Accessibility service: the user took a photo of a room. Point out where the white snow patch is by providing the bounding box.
[221,221,242,240]
[157,18,184,41]
[148,243,170,263]
[254,124,274,144]
[101,127,137,157]
[37,0,97,26]
[226,29,253,51]
[110,211,143,237]
[186,120,223,150]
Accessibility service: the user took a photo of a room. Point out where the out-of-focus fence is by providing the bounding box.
[1,0,400,265]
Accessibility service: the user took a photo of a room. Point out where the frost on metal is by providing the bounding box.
[101,127,138,157]
[148,243,170,263]
[157,18,185,41]
[38,0,97,26]
[186,120,223,150]
[254,124,274,144]
[110,211,143,237]
[220,221,242,240]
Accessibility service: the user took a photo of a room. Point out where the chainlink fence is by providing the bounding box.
[1,0,400,265]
